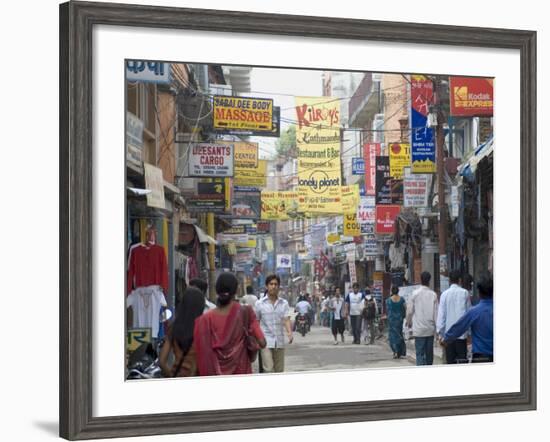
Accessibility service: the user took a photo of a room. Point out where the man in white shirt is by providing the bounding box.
[345,283,365,344]
[329,288,346,344]
[240,285,259,308]
[406,272,438,365]
[294,295,312,330]
[437,270,472,363]
[255,274,293,373]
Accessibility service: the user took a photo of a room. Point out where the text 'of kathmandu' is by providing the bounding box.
[125,60,494,380]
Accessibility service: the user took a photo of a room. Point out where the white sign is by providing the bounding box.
[404,174,430,207]
[143,163,165,209]
[277,254,292,268]
[188,143,234,177]
[126,60,171,84]
[216,233,248,244]
[450,186,460,218]
[348,258,357,284]
[126,112,144,167]
[357,196,376,226]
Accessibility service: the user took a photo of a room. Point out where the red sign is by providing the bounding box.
[363,143,381,196]
[450,77,493,117]
[375,205,400,234]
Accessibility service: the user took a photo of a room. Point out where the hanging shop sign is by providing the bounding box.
[126,112,144,168]
[216,107,281,138]
[410,76,436,173]
[295,96,342,213]
[404,173,430,207]
[126,60,170,84]
[143,163,165,209]
[450,76,493,117]
[261,191,299,220]
[389,143,411,179]
[327,232,340,244]
[213,95,273,132]
[233,142,258,168]
[364,142,381,196]
[375,205,400,234]
[450,185,460,218]
[188,143,234,177]
[343,214,361,237]
[264,237,274,252]
[216,233,249,244]
[364,234,378,256]
[234,159,267,187]
[348,257,357,284]
[276,254,292,269]
[256,221,271,234]
[375,156,392,205]
[352,158,365,175]
[341,184,360,214]
[187,182,226,213]
[310,224,327,255]
[357,196,376,228]
[232,188,261,219]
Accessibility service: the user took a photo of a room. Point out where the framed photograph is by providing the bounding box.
[60,1,536,440]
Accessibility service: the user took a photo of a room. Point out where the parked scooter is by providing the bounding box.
[126,309,172,380]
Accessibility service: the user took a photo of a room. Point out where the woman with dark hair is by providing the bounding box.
[194,272,266,376]
[159,287,205,377]
[386,285,407,359]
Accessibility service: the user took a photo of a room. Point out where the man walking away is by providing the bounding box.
[345,283,365,344]
[443,272,493,363]
[255,274,293,373]
[362,291,378,344]
[189,278,216,313]
[406,272,438,365]
[437,269,471,363]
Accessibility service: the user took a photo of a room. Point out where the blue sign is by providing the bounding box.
[352,158,365,175]
[126,60,171,84]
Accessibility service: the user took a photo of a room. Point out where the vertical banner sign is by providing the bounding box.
[389,143,411,178]
[410,76,436,173]
[232,189,261,219]
[143,163,165,209]
[375,205,401,234]
[390,179,404,205]
[348,252,357,284]
[363,143,381,196]
[449,77,494,117]
[295,97,342,213]
[375,156,392,204]
[404,174,430,207]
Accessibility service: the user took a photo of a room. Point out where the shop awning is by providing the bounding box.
[194,224,218,246]
[459,137,494,180]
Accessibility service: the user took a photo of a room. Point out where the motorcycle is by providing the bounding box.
[126,308,172,380]
[296,313,309,337]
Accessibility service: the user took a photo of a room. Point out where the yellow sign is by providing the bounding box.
[261,191,299,220]
[233,142,259,168]
[126,328,152,352]
[343,214,361,236]
[327,232,341,244]
[213,96,273,131]
[295,96,342,213]
[412,159,437,174]
[389,143,411,179]
[234,159,267,187]
[341,184,360,214]
[264,237,274,252]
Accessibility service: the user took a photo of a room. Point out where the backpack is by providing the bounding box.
[365,301,376,320]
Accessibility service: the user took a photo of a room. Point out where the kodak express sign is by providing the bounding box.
[213,96,273,131]
[450,77,494,117]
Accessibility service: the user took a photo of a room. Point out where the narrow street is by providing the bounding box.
[283,324,441,372]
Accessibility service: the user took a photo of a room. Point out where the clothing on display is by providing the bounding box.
[126,285,168,338]
[127,242,169,293]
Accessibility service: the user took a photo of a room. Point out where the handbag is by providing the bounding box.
[241,305,260,363]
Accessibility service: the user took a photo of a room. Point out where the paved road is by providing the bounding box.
[283,324,422,372]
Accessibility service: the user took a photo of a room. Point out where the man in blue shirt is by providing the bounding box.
[443,272,493,363]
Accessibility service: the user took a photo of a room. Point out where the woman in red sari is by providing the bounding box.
[194,273,266,375]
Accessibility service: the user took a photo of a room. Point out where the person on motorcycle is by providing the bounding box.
[294,295,313,332]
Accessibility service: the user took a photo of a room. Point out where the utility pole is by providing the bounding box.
[433,77,448,291]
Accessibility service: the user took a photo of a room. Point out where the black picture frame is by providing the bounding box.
[59,1,537,440]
